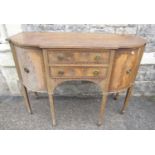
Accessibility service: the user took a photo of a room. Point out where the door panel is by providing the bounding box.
[15,46,46,91]
[109,48,140,91]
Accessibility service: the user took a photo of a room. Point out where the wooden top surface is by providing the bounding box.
[7,32,146,49]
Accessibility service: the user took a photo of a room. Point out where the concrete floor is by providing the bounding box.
[0,94,155,130]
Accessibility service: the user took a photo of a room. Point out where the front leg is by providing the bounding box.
[97,94,108,126]
[48,92,56,126]
[113,92,119,100]
[21,84,32,114]
[120,86,133,114]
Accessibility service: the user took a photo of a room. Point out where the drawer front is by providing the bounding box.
[48,50,110,64]
[50,67,107,78]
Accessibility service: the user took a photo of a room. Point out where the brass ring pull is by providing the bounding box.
[131,51,135,55]
[24,67,30,73]
[58,70,64,76]
[94,55,101,61]
[93,70,99,76]
[126,68,132,74]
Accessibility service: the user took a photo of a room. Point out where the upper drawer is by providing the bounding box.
[47,49,110,64]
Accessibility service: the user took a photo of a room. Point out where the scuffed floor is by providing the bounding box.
[0,94,155,130]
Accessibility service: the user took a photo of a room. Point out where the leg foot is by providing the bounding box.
[120,86,133,114]
[21,84,32,114]
[98,95,108,126]
[97,122,102,127]
[34,92,39,99]
[48,93,56,126]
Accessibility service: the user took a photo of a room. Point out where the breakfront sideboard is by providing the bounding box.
[7,32,146,126]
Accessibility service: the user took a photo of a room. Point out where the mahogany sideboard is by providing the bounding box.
[7,32,146,126]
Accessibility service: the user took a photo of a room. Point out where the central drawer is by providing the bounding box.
[47,49,110,64]
[49,66,107,79]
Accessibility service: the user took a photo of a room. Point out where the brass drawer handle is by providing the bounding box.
[93,70,100,76]
[58,70,64,76]
[94,55,101,61]
[126,69,132,75]
[57,55,64,60]
[24,67,30,73]
[131,51,135,55]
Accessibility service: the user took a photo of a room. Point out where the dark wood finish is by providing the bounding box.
[7,32,146,126]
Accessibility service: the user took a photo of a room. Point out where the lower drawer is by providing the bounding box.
[49,66,107,79]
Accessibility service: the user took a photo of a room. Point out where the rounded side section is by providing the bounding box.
[109,46,145,92]
[14,46,47,91]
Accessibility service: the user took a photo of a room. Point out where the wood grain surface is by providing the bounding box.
[15,46,46,91]
[8,32,146,126]
[7,32,146,49]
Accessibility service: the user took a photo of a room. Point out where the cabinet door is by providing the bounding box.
[15,46,46,91]
[109,48,141,91]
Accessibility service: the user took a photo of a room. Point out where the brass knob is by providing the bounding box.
[24,67,30,73]
[57,54,64,60]
[131,51,135,55]
[94,55,101,61]
[93,70,99,76]
[126,68,132,74]
[58,70,64,76]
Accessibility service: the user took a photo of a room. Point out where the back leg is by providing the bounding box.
[113,92,119,100]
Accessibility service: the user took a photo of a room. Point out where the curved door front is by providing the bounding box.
[109,48,143,92]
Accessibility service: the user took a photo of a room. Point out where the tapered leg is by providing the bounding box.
[120,86,133,114]
[48,93,56,126]
[21,84,32,114]
[97,94,108,126]
[113,92,119,100]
